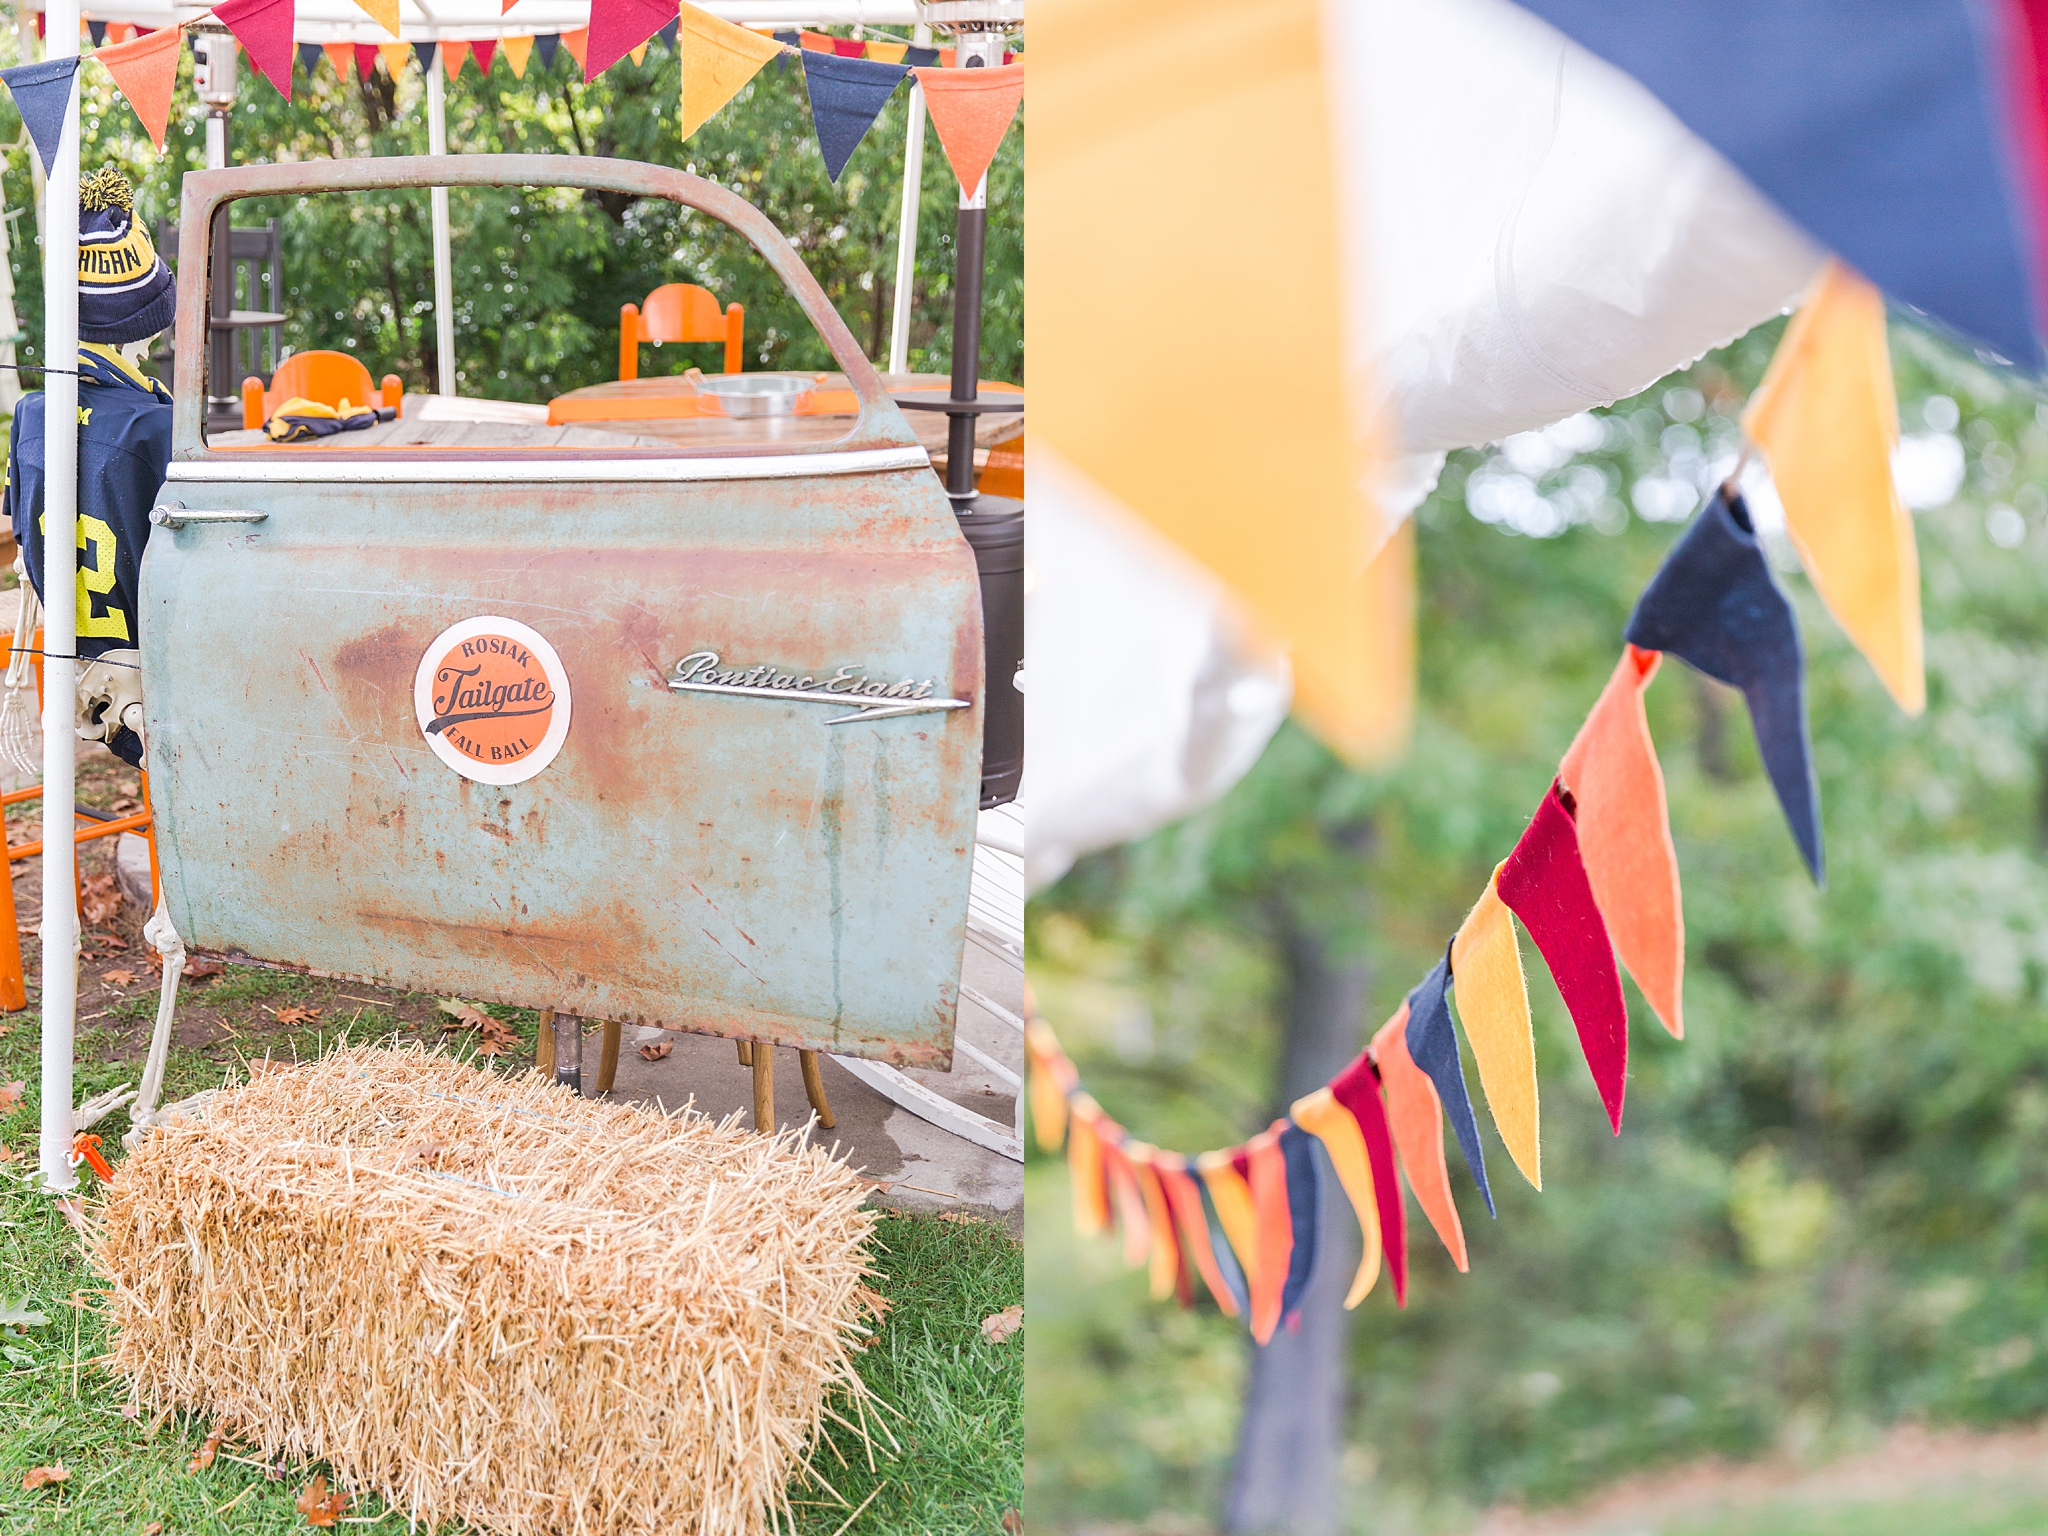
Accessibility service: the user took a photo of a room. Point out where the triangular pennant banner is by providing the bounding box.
[215,0,295,97]
[471,37,496,72]
[378,42,410,77]
[94,27,181,151]
[629,41,647,65]
[679,3,784,139]
[536,31,560,69]
[905,43,938,66]
[831,36,865,56]
[442,40,466,79]
[1129,1148,1182,1303]
[1625,490,1824,883]
[1330,1048,1407,1307]
[1559,645,1684,1039]
[1743,260,1924,715]
[503,0,518,11]
[1276,1121,1321,1328]
[1068,1102,1109,1235]
[915,61,1024,196]
[866,40,906,64]
[326,41,356,78]
[1404,942,1493,1217]
[1195,1149,1261,1305]
[355,0,399,39]
[1099,1136,1151,1269]
[1498,781,1630,1134]
[560,25,590,73]
[799,29,833,51]
[1,58,79,174]
[1291,1086,1381,1309]
[800,50,907,182]
[105,22,131,44]
[1243,1124,1292,1345]
[1374,1005,1468,1272]
[86,19,106,46]
[657,17,677,49]
[501,33,533,75]
[587,0,671,77]
[1196,1174,1253,1318]
[1158,1160,1240,1318]
[297,40,322,75]
[1451,869,1541,1189]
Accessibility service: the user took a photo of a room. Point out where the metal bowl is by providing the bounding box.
[694,373,812,418]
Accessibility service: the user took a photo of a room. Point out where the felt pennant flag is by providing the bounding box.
[1,58,79,174]
[215,0,296,97]
[442,41,467,79]
[1099,1135,1152,1269]
[1291,1086,1382,1308]
[94,27,180,151]
[297,40,322,76]
[504,0,517,11]
[915,62,1025,197]
[1374,1004,1469,1272]
[1024,1019,1074,1152]
[1451,868,1541,1189]
[867,39,906,64]
[1197,1176,1253,1318]
[1195,1148,1261,1300]
[587,0,672,79]
[629,41,648,65]
[560,25,591,74]
[1129,1147,1184,1303]
[105,23,131,43]
[799,29,833,51]
[472,38,497,72]
[1067,1097,1110,1235]
[536,32,560,69]
[87,19,107,46]
[657,17,678,50]
[326,41,356,78]
[501,33,533,76]
[1499,781,1630,1133]
[412,40,437,72]
[679,4,785,139]
[831,37,866,57]
[1330,1047,1408,1306]
[355,0,400,40]
[1625,490,1823,883]
[1559,645,1684,1039]
[379,42,410,77]
[1404,940,1493,1217]
[1244,1124,1293,1345]
[1743,259,1924,715]
[905,43,938,66]
[1277,1121,1321,1327]
[800,50,908,182]
[1159,1160,1241,1317]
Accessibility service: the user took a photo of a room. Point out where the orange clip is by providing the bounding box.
[70,1133,113,1182]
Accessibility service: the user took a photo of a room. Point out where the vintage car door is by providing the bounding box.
[139,157,980,1068]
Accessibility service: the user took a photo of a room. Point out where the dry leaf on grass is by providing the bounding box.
[0,1145,15,1164]
[296,1472,349,1527]
[80,873,121,925]
[855,1284,893,1321]
[1002,1509,1024,1536]
[637,1038,673,1061]
[980,1305,1024,1344]
[184,958,225,979]
[22,1464,68,1490]
[94,932,128,951]
[271,1006,322,1026]
[438,999,518,1056]
[0,1080,23,1112]
[188,1427,224,1471]
[144,1523,162,1535]
[0,1023,11,1038]
[101,969,139,986]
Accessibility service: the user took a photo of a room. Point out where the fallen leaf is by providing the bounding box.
[144,1523,162,1535]
[0,1023,10,1037]
[246,1059,292,1080]
[0,1145,14,1164]
[855,1284,893,1322]
[271,1006,322,1026]
[94,932,129,951]
[0,1080,23,1111]
[1002,1510,1024,1536]
[637,1039,673,1061]
[980,1305,1024,1345]
[296,1472,349,1527]
[101,969,139,986]
[0,1296,49,1328]
[80,872,121,925]
[402,1141,447,1165]
[53,1198,84,1235]
[120,1403,139,1418]
[111,796,139,813]
[188,1426,224,1471]
[21,1463,67,1490]
[184,958,224,980]
[439,999,517,1055]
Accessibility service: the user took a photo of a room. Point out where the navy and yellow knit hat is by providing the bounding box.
[77,167,174,344]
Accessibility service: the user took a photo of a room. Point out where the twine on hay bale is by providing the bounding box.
[91,1042,881,1536]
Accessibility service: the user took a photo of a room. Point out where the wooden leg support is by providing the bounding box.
[737,1039,753,1068]
[798,1049,835,1129]
[595,1018,621,1095]
[535,1008,556,1078]
[752,1047,775,1134]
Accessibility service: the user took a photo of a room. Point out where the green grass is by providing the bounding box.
[0,1050,1021,1533]
[1642,1490,2048,1536]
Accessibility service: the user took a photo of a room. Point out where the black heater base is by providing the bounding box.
[955,493,1023,810]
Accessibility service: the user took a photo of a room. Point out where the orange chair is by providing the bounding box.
[0,628,161,1012]
[242,350,402,431]
[619,284,744,380]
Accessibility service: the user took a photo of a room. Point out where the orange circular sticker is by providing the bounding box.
[413,616,572,785]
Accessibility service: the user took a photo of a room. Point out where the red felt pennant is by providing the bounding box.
[214,0,297,99]
[1098,1135,1151,1270]
[1158,1161,1240,1317]
[1498,779,1630,1132]
[471,37,497,72]
[831,36,866,56]
[354,43,378,78]
[1244,1123,1292,1345]
[586,0,672,77]
[1331,1045,1408,1307]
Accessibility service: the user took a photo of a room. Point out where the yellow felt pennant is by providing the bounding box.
[1742,259,1924,714]
[1128,1145,1181,1302]
[501,33,534,76]
[629,40,647,65]
[679,1,785,139]
[1451,867,1541,1190]
[1195,1148,1260,1292]
[1291,1086,1382,1307]
[378,41,411,77]
[1024,1020,1071,1152]
[355,0,400,39]
[866,39,907,63]
[1067,1097,1109,1235]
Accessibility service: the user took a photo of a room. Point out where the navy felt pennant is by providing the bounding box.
[1405,940,1495,1217]
[1276,1122,1320,1325]
[800,49,908,181]
[1625,489,1824,884]
[412,40,437,71]
[657,17,679,50]
[1,58,78,175]
[906,44,939,66]
[86,19,106,46]
[536,32,561,69]
[1197,1175,1251,1319]
[297,41,322,76]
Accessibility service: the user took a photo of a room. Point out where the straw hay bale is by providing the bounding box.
[91,1043,878,1535]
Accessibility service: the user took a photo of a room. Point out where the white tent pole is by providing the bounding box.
[38,0,80,1192]
[885,20,929,375]
[427,50,455,396]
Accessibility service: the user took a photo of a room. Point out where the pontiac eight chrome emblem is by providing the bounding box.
[668,650,971,725]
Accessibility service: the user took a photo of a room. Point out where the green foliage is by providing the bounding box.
[0,29,1021,400]
[1029,320,2048,1527]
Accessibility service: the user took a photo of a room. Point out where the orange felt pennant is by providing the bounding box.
[1558,644,1684,1038]
[561,25,590,71]
[914,62,1024,197]
[1196,1148,1261,1296]
[1098,1134,1151,1268]
[1024,1019,1073,1152]
[501,33,534,75]
[1245,1122,1293,1344]
[1159,1160,1240,1317]
[94,25,182,150]
[1374,1005,1468,1271]
[799,29,833,50]
[1451,867,1542,1188]
[442,40,468,79]
[322,41,354,77]
[1129,1147,1182,1302]
[1067,1098,1109,1235]
[1291,1086,1383,1307]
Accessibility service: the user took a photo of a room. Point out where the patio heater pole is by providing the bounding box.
[886,21,932,375]
[427,51,456,396]
[191,25,239,433]
[37,0,80,1191]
